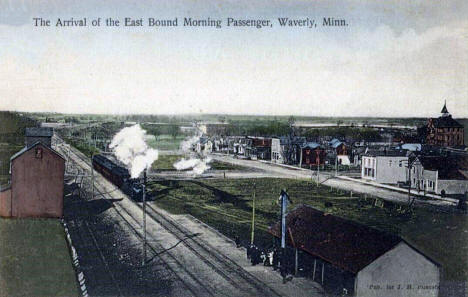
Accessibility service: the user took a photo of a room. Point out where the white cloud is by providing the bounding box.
[0,17,467,117]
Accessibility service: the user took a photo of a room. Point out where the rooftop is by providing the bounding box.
[302,142,321,149]
[25,127,53,137]
[430,116,464,128]
[268,205,405,274]
[416,155,468,180]
[10,142,65,162]
[364,149,408,157]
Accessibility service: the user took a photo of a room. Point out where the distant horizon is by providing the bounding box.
[4,109,467,120]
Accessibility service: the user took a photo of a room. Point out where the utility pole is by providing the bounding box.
[142,169,147,266]
[250,182,256,245]
[335,155,338,177]
[407,161,412,204]
[316,162,320,187]
[279,189,292,283]
[91,153,94,199]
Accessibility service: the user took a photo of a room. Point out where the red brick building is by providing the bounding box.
[299,143,326,167]
[0,142,65,218]
[422,103,464,147]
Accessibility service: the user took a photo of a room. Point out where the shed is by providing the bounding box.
[268,205,440,297]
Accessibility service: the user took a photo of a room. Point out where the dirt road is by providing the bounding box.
[209,154,456,209]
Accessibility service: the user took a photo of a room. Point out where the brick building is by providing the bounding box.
[421,103,464,147]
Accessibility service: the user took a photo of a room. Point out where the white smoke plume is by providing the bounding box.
[173,133,211,175]
[173,157,212,175]
[180,133,202,152]
[109,124,159,178]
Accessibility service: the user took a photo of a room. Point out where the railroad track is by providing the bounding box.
[57,138,283,297]
[57,141,212,297]
[140,203,282,297]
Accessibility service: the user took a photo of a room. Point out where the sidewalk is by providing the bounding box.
[336,175,459,204]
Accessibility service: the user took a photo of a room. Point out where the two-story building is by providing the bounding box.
[361,150,409,184]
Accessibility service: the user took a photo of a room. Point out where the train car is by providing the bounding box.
[92,154,143,200]
[111,165,130,188]
[92,154,115,182]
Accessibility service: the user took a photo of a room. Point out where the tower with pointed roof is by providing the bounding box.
[421,101,464,147]
[440,100,450,117]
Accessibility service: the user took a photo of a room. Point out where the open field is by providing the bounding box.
[147,178,467,282]
[146,134,185,151]
[0,218,78,297]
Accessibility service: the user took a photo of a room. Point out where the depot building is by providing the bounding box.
[268,205,440,297]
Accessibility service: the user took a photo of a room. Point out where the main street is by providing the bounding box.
[208,154,457,209]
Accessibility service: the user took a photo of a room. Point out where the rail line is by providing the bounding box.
[59,141,213,297]
[141,202,283,297]
[57,137,284,297]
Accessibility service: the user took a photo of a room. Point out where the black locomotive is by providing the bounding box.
[92,154,143,200]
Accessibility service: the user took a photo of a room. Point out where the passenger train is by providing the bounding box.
[92,154,143,200]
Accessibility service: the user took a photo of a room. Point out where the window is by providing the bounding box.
[35,147,43,159]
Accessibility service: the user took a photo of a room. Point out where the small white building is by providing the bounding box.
[361,151,409,184]
[410,155,468,195]
[271,138,287,164]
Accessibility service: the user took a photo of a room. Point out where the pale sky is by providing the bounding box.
[0,0,467,117]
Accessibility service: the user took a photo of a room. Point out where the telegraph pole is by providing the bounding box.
[407,163,412,204]
[142,169,147,266]
[316,163,320,187]
[91,153,94,199]
[250,182,256,245]
[335,155,338,177]
[279,189,292,283]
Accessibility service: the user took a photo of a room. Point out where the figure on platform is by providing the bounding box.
[235,235,241,248]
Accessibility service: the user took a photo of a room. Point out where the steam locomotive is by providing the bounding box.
[92,154,143,200]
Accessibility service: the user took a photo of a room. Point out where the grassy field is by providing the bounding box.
[147,134,185,151]
[147,178,467,282]
[0,218,78,297]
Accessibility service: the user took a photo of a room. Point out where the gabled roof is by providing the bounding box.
[268,205,404,274]
[331,141,345,149]
[329,138,341,145]
[302,142,321,150]
[10,142,65,162]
